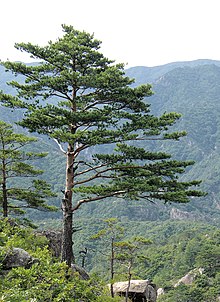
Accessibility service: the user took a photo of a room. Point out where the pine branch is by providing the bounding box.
[75,162,108,177]
[72,143,89,158]
[71,190,127,212]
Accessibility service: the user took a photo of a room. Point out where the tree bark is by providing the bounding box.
[110,236,115,298]
[61,147,75,266]
[2,158,8,217]
[61,85,77,266]
[125,260,132,302]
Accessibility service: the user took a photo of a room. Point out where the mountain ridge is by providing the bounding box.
[126,59,220,84]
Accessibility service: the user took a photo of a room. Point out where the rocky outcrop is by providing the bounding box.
[170,208,201,221]
[2,247,39,270]
[112,279,157,302]
[71,264,90,280]
[174,268,204,287]
[40,230,62,258]
[157,268,204,298]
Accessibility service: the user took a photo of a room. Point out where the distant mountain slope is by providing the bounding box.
[126,59,220,85]
[80,62,220,224]
[126,62,220,224]
[1,60,220,225]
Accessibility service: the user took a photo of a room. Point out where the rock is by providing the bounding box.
[157,288,165,296]
[2,247,39,269]
[174,268,204,287]
[71,264,90,280]
[112,279,157,302]
[39,230,62,258]
[170,208,200,221]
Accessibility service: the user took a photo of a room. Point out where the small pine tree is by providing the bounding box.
[115,237,152,302]
[91,218,125,297]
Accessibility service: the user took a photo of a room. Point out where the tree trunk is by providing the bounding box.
[61,203,74,266]
[126,260,132,302]
[110,236,115,297]
[61,147,75,266]
[61,87,77,266]
[2,159,8,217]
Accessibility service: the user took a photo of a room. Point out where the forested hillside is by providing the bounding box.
[137,62,220,224]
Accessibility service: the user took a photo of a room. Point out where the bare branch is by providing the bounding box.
[137,195,156,203]
[50,92,70,100]
[75,165,119,185]
[75,173,116,186]
[75,162,108,176]
[53,138,67,154]
[72,144,89,158]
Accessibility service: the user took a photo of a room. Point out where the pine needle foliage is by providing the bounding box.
[0,121,56,218]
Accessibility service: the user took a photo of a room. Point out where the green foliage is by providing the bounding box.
[91,218,124,240]
[140,226,220,302]
[0,219,121,301]
[0,218,48,252]
[1,218,219,301]
[194,231,220,277]
[158,274,220,302]
[1,262,119,301]
[77,218,219,301]
[0,121,57,218]
[114,236,152,277]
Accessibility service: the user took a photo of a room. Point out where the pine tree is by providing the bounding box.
[0,120,56,218]
[91,218,125,297]
[115,237,152,302]
[0,25,205,266]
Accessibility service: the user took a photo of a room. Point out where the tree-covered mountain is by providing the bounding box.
[0,60,220,225]
[140,62,220,224]
[126,59,220,85]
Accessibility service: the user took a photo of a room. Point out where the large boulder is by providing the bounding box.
[112,279,157,302]
[2,247,39,270]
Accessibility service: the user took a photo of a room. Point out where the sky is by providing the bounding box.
[1,0,220,68]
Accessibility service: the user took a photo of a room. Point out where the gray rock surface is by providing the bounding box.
[40,230,62,258]
[2,247,38,269]
[112,279,157,302]
[71,264,90,280]
[174,268,204,287]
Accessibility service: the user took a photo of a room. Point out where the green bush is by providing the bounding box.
[0,219,121,301]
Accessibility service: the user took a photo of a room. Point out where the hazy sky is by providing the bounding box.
[1,0,220,67]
